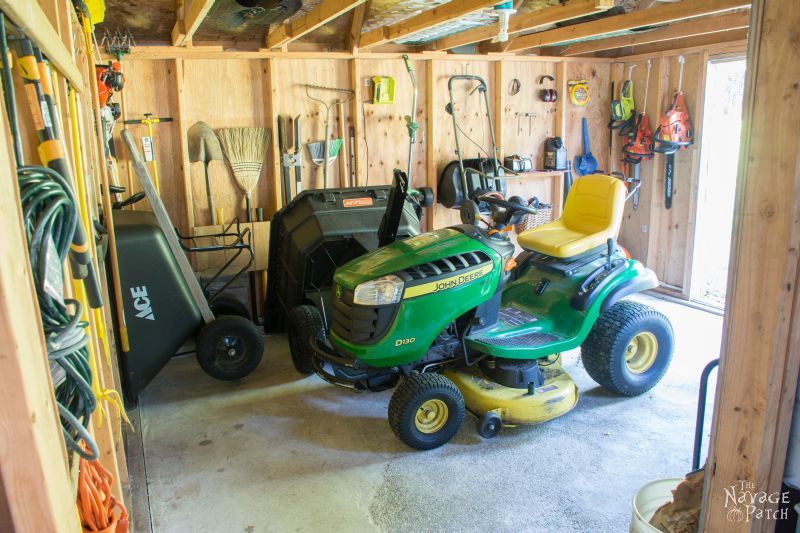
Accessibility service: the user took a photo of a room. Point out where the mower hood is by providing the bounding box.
[334,228,486,288]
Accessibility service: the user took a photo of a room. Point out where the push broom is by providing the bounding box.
[217,127,269,222]
[217,127,269,321]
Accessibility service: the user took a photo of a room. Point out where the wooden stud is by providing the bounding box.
[350,59,363,186]
[264,59,281,215]
[0,82,77,532]
[360,0,499,51]
[267,0,366,49]
[173,58,195,229]
[558,11,751,56]
[347,0,370,53]
[701,1,800,530]
[493,61,505,161]
[433,0,613,51]
[505,0,750,52]
[171,0,216,47]
[424,60,437,230]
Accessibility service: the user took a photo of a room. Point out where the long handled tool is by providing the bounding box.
[303,84,354,189]
[402,54,419,182]
[278,115,302,205]
[653,55,694,210]
[123,113,173,194]
[188,121,224,224]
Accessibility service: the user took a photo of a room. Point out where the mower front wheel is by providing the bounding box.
[477,411,502,439]
[196,316,264,381]
[287,305,323,374]
[581,300,674,396]
[388,373,465,450]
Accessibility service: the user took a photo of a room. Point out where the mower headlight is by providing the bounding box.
[353,275,404,306]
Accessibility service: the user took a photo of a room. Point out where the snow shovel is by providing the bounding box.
[574,117,598,175]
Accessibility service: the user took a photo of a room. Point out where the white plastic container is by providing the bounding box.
[630,478,684,533]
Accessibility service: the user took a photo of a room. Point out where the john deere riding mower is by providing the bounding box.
[294,75,674,450]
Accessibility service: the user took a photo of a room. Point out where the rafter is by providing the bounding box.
[432,0,613,51]
[267,0,366,49]
[359,0,498,51]
[505,0,750,53]
[171,0,216,47]
[557,10,750,56]
[347,0,371,53]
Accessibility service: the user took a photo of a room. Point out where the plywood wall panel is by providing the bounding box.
[564,62,612,173]
[501,61,558,168]
[357,58,427,189]
[271,59,352,191]
[115,59,187,231]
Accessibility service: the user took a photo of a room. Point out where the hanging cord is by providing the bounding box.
[361,99,371,186]
[77,442,129,532]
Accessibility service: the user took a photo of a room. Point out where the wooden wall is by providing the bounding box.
[112,54,610,241]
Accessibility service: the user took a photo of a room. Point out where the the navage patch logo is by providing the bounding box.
[131,286,155,320]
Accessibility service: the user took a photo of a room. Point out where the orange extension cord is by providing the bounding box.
[77,447,129,533]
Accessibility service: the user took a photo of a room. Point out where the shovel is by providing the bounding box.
[574,117,598,176]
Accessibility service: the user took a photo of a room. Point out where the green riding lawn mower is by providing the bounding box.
[288,75,674,450]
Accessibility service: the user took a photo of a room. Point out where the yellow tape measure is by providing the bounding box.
[568,80,590,106]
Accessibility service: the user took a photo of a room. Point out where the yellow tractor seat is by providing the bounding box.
[517,174,627,259]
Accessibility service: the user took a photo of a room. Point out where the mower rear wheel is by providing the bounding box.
[196,315,264,381]
[388,373,465,450]
[581,300,673,396]
[477,411,502,439]
[287,305,323,374]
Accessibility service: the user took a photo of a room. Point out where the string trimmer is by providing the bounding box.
[653,55,694,210]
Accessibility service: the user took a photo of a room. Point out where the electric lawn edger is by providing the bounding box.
[293,75,674,450]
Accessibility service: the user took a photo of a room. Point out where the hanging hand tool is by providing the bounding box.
[278,115,302,204]
[653,55,694,210]
[402,54,419,182]
[304,84,354,189]
[348,125,356,187]
[574,117,598,175]
[608,80,615,150]
[337,100,348,187]
[123,113,173,194]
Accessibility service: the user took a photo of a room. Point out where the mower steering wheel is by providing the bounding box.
[477,194,539,215]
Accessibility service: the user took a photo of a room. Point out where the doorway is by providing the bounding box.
[690,57,747,308]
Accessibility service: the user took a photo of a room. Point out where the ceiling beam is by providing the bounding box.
[611,27,748,58]
[267,0,366,49]
[557,10,750,56]
[432,0,614,51]
[171,0,216,47]
[505,0,750,53]
[359,0,499,51]
[347,0,371,53]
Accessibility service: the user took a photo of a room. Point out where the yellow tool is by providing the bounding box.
[124,113,173,193]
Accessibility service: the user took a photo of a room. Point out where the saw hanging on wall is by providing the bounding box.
[622,60,654,211]
[653,55,694,210]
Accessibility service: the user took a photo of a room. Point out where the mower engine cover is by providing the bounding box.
[437,158,507,209]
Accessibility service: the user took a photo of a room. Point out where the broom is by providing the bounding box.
[217,127,269,222]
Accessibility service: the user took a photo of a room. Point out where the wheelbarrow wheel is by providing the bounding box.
[196,315,264,381]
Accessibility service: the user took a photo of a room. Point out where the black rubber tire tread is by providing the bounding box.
[196,315,264,381]
[581,300,674,397]
[287,305,323,374]
[388,373,465,450]
[210,295,251,320]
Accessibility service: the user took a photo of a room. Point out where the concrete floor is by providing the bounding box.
[129,293,721,533]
